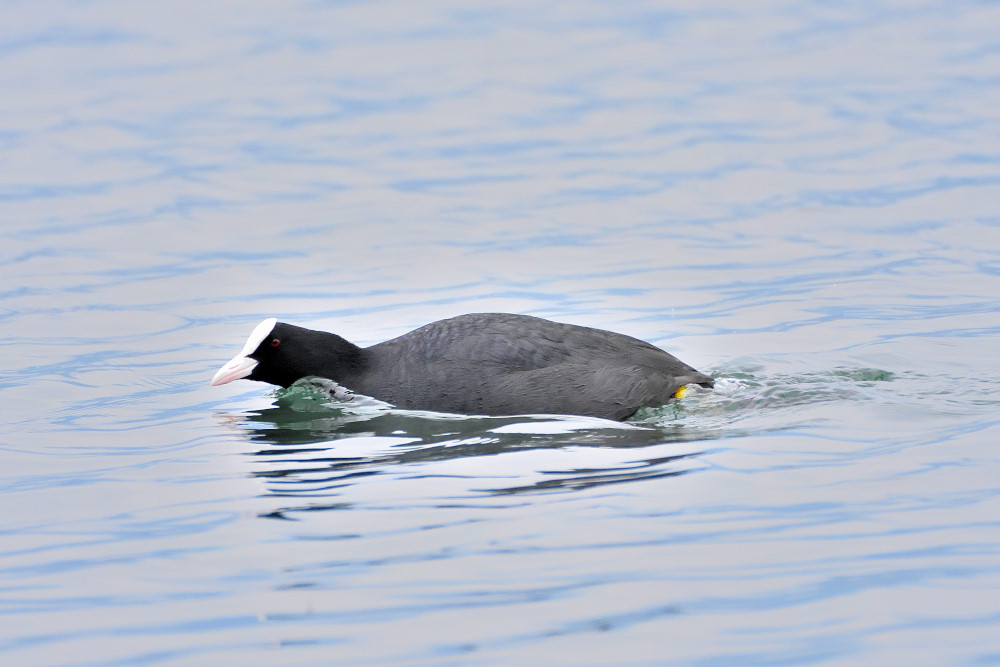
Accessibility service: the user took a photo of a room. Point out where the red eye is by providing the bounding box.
[270,338,280,347]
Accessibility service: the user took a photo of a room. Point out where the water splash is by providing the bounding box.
[632,365,897,432]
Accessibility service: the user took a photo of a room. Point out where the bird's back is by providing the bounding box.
[360,313,712,419]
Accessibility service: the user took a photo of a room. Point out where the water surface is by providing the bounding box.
[2,1,1000,664]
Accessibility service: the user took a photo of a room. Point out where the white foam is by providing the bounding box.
[711,377,749,395]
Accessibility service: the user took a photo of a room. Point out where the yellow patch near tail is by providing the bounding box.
[673,385,688,399]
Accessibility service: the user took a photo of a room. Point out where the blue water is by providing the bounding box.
[3,1,1000,664]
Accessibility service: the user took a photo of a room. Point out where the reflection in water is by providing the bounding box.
[219,366,896,517]
[488,452,695,495]
[235,400,706,511]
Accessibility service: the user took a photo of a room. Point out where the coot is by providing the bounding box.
[210,313,713,420]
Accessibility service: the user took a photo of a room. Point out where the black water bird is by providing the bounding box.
[211,313,713,420]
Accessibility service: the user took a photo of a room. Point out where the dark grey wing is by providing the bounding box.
[485,363,694,420]
[363,313,712,418]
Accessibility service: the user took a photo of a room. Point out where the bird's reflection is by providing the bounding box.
[215,365,899,518]
[219,382,713,517]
